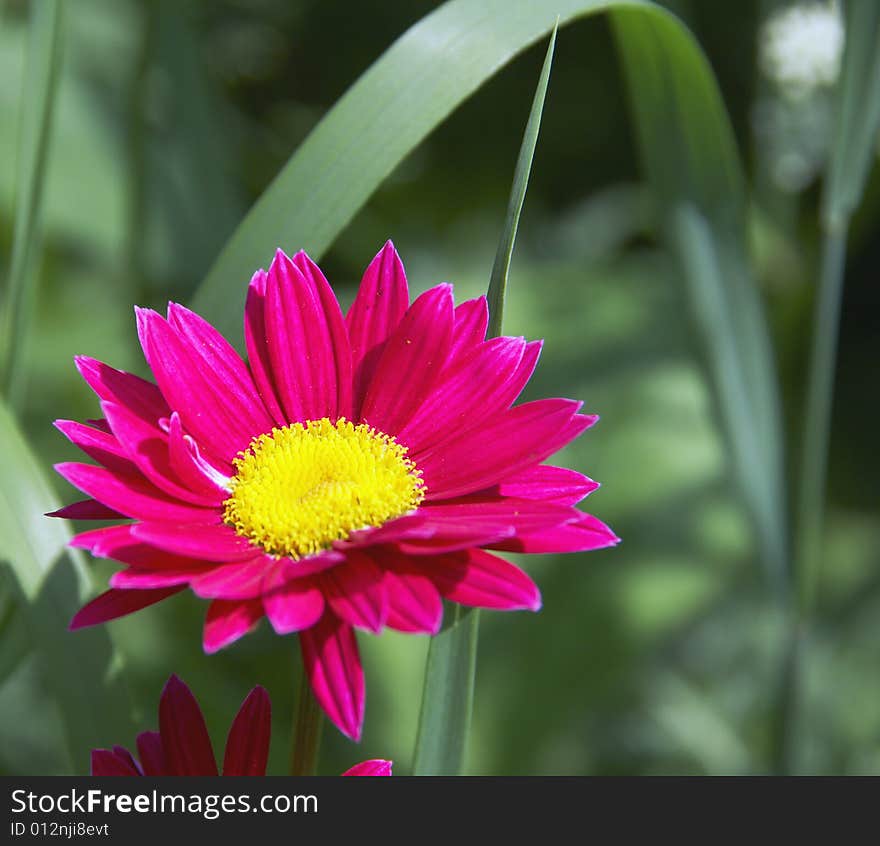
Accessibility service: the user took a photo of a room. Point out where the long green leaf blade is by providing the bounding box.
[1,0,63,405]
[0,401,134,772]
[413,27,557,775]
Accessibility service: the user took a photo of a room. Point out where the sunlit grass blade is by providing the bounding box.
[613,8,787,593]
[797,0,880,612]
[0,400,134,772]
[0,0,63,407]
[412,28,557,776]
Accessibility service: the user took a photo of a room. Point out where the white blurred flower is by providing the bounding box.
[760,1,844,99]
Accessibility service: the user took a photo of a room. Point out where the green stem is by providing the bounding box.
[795,223,848,616]
[773,221,848,776]
[289,665,324,776]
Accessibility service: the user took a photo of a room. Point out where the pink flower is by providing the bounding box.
[92,674,270,776]
[91,674,391,776]
[54,242,618,741]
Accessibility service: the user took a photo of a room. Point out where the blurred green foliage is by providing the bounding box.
[0,0,878,775]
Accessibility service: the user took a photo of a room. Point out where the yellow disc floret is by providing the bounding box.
[223,417,425,559]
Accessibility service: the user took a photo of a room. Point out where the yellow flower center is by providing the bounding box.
[223,417,425,559]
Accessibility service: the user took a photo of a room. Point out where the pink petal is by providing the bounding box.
[490,511,620,554]
[46,498,124,520]
[110,567,205,589]
[261,550,346,584]
[222,686,271,776]
[264,249,350,423]
[426,548,541,611]
[397,336,527,452]
[71,524,207,570]
[346,241,410,415]
[75,356,169,425]
[262,566,325,635]
[91,749,139,776]
[69,586,184,630]
[102,401,221,507]
[449,296,488,358]
[158,675,218,775]
[136,307,266,462]
[244,269,287,426]
[359,284,454,433]
[342,759,393,776]
[418,400,597,499]
[383,567,443,634]
[166,412,231,501]
[130,521,257,562]
[322,552,387,633]
[55,462,218,524]
[299,614,365,741]
[166,301,274,432]
[203,599,264,654]
[292,249,354,419]
[190,556,272,600]
[136,731,166,776]
[54,419,133,475]
[494,464,599,505]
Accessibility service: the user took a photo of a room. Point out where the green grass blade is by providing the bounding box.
[413,28,556,775]
[822,0,880,229]
[612,7,787,592]
[0,0,63,406]
[487,22,557,339]
[0,401,134,772]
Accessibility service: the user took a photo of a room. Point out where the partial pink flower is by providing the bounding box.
[55,242,618,742]
[91,674,270,776]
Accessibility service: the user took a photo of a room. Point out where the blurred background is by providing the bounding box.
[0,0,878,775]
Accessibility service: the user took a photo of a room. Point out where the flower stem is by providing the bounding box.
[289,662,324,776]
[794,222,848,615]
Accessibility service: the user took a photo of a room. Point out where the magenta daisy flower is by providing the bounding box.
[92,674,271,776]
[91,674,391,776]
[53,242,618,740]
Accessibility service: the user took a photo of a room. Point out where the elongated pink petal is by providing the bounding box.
[55,462,217,524]
[244,269,287,426]
[167,303,273,435]
[262,567,325,635]
[166,412,230,501]
[397,336,527,452]
[264,250,348,423]
[418,400,598,499]
[203,599,264,653]
[322,553,387,634]
[490,512,620,554]
[71,524,208,571]
[292,249,353,419]
[449,296,488,358]
[131,522,257,561]
[102,401,220,507]
[417,498,578,538]
[300,614,364,741]
[110,567,205,589]
[54,419,133,475]
[136,308,264,462]
[427,548,541,611]
[136,731,166,776]
[346,241,410,415]
[75,356,169,425]
[383,558,443,634]
[359,285,454,433]
[46,498,124,520]
[263,550,346,584]
[70,586,184,630]
[494,464,599,505]
[91,749,139,776]
[222,686,271,776]
[342,759,393,776]
[190,556,272,600]
[159,675,218,775]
